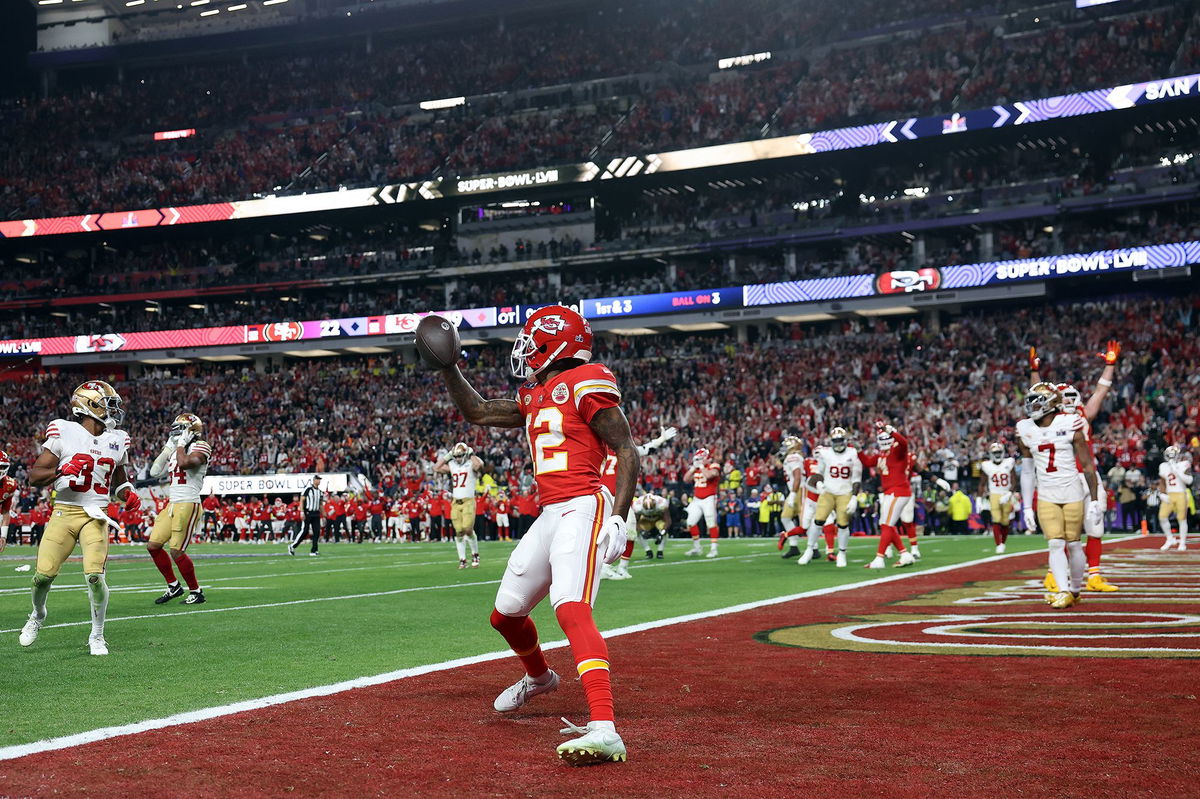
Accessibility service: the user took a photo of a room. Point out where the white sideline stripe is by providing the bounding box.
[0,536,1136,761]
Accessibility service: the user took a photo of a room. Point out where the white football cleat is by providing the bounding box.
[557,718,627,765]
[705,547,718,559]
[88,633,109,656]
[685,542,702,557]
[995,543,1006,554]
[865,555,886,569]
[835,551,847,568]
[601,564,619,580]
[19,615,43,647]
[797,547,815,565]
[493,670,560,712]
[1160,537,1176,551]
[910,545,921,560]
[884,544,895,558]
[1179,541,1188,552]
[896,550,915,567]
[615,566,632,579]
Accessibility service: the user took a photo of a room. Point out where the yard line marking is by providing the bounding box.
[0,536,1135,762]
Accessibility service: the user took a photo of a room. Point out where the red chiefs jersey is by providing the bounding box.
[367,498,384,516]
[599,452,619,493]
[688,461,720,500]
[517,362,621,505]
[495,498,510,514]
[202,495,221,512]
[0,475,17,515]
[803,458,820,503]
[858,431,912,496]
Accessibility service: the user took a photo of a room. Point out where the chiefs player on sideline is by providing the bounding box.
[860,422,916,569]
[600,424,676,579]
[1158,446,1193,550]
[980,443,1017,554]
[806,427,861,568]
[0,450,17,552]
[683,446,721,558]
[779,436,806,559]
[1030,341,1120,591]
[435,443,483,568]
[146,413,210,605]
[21,381,140,656]
[1016,383,1103,609]
[425,305,637,765]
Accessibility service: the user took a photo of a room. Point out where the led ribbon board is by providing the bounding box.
[1,75,1195,239]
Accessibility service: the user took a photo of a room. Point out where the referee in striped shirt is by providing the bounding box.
[289,475,324,556]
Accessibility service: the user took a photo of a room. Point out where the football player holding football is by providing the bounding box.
[147,413,211,605]
[430,304,638,765]
[434,442,483,568]
[1015,382,1102,609]
[22,381,139,655]
[1030,340,1120,591]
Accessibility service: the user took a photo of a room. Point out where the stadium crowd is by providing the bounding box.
[1,0,1190,218]
[3,290,1197,546]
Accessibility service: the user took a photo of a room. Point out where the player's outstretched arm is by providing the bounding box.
[1083,340,1120,422]
[589,406,640,518]
[1071,429,1099,501]
[28,448,61,487]
[1028,346,1042,385]
[438,364,523,429]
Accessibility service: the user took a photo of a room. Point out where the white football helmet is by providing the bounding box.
[987,442,1005,463]
[829,427,848,453]
[451,442,471,463]
[1057,383,1081,414]
[1164,445,1181,462]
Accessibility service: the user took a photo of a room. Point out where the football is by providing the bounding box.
[415,314,461,368]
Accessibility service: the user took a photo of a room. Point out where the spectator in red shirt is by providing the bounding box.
[367,494,385,541]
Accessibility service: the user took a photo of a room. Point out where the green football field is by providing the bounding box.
[0,535,1048,747]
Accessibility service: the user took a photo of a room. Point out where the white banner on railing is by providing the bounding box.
[201,472,349,496]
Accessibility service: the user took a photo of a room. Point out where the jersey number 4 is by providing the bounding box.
[528,407,568,476]
[65,453,116,495]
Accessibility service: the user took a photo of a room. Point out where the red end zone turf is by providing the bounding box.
[2,538,1197,798]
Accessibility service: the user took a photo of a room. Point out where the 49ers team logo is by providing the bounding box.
[262,322,304,342]
[875,268,942,295]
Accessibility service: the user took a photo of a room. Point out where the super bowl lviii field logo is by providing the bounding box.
[758,550,1200,659]
[875,268,941,295]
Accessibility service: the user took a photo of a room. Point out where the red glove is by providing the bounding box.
[59,452,91,477]
[1100,339,1120,365]
[1028,346,1041,372]
[123,490,142,513]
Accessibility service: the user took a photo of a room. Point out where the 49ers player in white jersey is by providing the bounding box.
[1015,383,1103,609]
[432,305,637,765]
[979,442,1017,554]
[1158,445,1194,550]
[147,412,211,605]
[807,427,861,568]
[1029,340,1120,591]
[599,424,676,580]
[22,381,141,656]
[684,447,722,558]
[779,436,806,558]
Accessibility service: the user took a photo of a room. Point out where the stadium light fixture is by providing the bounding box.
[141,358,189,365]
[606,327,659,336]
[37,1,65,6]
[197,355,251,362]
[262,0,288,5]
[227,3,246,8]
[284,349,340,357]
[126,0,145,6]
[775,313,835,323]
[190,0,207,4]
[188,303,205,309]
[669,323,728,332]
[857,306,916,317]
[419,96,465,111]
[344,346,391,354]
[199,8,218,14]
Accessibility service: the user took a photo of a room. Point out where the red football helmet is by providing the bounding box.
[510,305,593,379]
[694,447,711,463]
[0,449,9,475]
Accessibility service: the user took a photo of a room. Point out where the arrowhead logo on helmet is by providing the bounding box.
[510,305,593,379]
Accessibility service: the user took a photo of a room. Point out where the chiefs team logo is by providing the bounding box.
[551,384,570,404]
[875,268,942,295]
[262,322,304,342]
[74,333,127,353]
[532,314,568,335]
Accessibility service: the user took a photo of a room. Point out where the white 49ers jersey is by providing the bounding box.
[1159,461,1190,494]
[980,459,1015,495]
[815,446,861,495]
[1015,414,1088,504]
[448,459,478,500]
[42,418,130,510]
[635,494,668,519]
[783,452,805,490]
[168,440,212,503]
